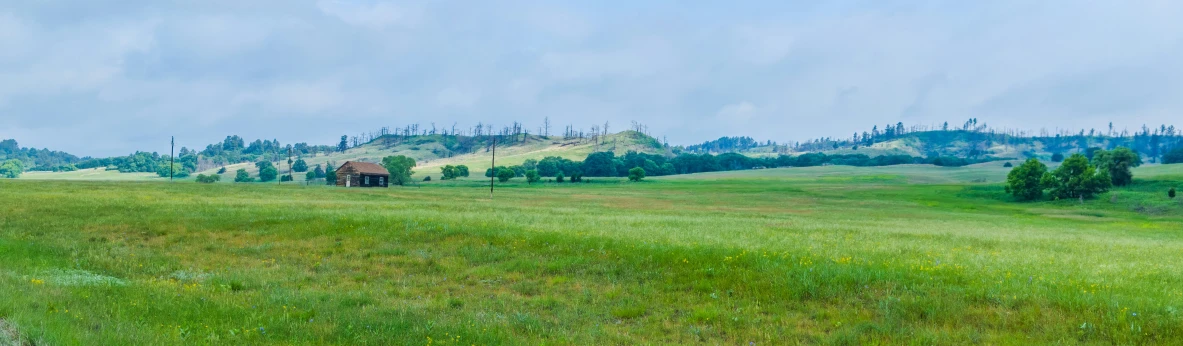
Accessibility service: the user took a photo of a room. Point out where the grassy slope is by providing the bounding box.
[207,131,663,183]
[1,165,1181,344]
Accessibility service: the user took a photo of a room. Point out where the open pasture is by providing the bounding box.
[1,165,1181,344]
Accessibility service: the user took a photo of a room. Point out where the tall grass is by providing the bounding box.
[1,165,1181,344]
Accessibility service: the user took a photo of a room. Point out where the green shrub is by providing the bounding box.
[423,175,431,181]
[525,170,540,184]
[497,168,515,182]
[195,174,221,183]
[628,167,645,182]
[1003,162,1013,168]
[1171,187,1177,199]
[555,172,564,183]
[234,168,254,183]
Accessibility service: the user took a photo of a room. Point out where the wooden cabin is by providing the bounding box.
[335,161,389,188]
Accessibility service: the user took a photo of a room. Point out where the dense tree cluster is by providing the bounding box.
[195,174,221,183]
[439,165,470,180]
[1005,151,1133,201]
[0,139,82,172]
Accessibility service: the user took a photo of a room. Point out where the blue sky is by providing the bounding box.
[1,0,1181,156]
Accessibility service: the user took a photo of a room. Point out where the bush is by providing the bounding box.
[423,175,431,181]
[292,159,308,172]
[570,173,582,183]
[1005,159,1047,201]
[1171,187,1177,199]
[497,168,515,182]
[234,168,254,183]
[1051,153,1065,162]
[1041,154,1111,200]
[525,169,540,184]
[1003,162,1013,168]
[456,165,469,177]
[280,174,293,182]
[195,174,221,183]
[305,170,317,181]
[555,172,564,183]
[217,166,227,174]
[628,167,646,182]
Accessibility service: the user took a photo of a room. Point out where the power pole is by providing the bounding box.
[170,136,175,181]
[490,136,496,199]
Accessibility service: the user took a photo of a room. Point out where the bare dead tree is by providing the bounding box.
[543,117,551,137]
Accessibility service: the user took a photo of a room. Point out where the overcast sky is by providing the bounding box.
[2,1,1182,157]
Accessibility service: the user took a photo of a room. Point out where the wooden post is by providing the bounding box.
[490,136,496,199]
[170,136,174,181]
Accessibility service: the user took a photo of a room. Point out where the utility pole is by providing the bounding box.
[170,136,175,181]
[490,136,496,199]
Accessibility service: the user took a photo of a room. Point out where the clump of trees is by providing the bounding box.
[195,174,221,183]
[1091,147,1141,186]
[381,155,416,186]
[0,159,24,178]
[156,162,189,178]
[440,165,470,180]
[1165,148,1183,164]
[1005,153,1117,201]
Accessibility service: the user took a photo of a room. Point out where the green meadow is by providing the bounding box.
[1,164,1182,344]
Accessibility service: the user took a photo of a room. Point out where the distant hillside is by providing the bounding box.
[719,127,1183,163]
[193,130,667,182]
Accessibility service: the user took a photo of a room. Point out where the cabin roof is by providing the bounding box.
[338,161,389,175]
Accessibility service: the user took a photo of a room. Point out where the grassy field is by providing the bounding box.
[1,165,1182,344]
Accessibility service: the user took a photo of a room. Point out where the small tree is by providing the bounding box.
[525,169,541,184]
[571,173,582,183]
[1051,153,1065,162]
[1005,158,1047,201]
[1170,187,1176,199]
[382,155,416,186]
[313,164,325,178]
[628,167,646,182]
[1003,162,1013,168]
[217,166,227,174]
[1041,154,1111,200]
[0,159,24,178]
[234,168,254,183]
[497,168,515,182]
[555,172,565,183]
[292,159,308,172]
[305,170,317,181]
[325,165,337,185]
[256,161,278,182]
[457,165,470,177]
[423,175,432,181]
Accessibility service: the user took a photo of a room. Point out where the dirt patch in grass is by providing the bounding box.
[0,319,31,346]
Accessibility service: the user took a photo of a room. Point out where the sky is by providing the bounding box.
[2,0,1182,157]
